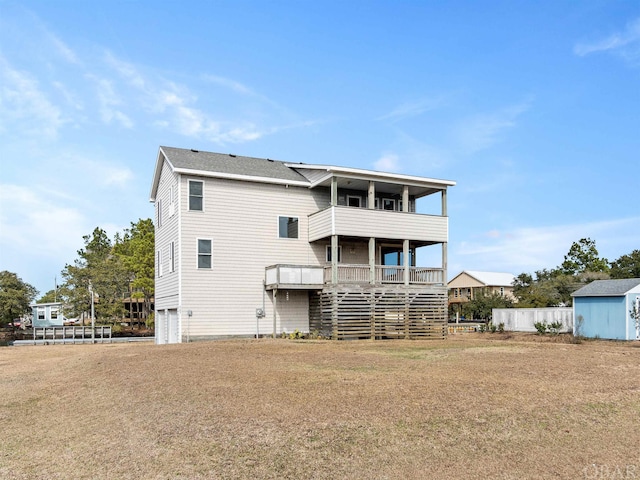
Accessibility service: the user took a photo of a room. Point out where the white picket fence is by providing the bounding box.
[491,308,573,333]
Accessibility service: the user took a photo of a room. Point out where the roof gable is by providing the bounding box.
[449,270,516,287]
[572,278,640,297]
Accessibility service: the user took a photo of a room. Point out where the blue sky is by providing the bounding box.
[1,0,639,296]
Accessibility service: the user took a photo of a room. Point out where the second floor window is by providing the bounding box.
[198,239,212,269]
[189,180,203,211]
[278,216,299,239]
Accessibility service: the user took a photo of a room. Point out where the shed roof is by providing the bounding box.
[571,278,640,297]
[450,271,516,287]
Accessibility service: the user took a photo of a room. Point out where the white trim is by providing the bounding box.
[169,241,175,273]
[346,194,362,208]
[277,215,300,239]
[382,198,396,211]
[188,179,204,212]
[196,238,213,269]
[174,167,310,187]
[288,164,456,188]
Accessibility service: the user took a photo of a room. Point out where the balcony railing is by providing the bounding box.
[323,264,444,285]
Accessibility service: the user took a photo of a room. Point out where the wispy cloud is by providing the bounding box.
[0,184,86,258]
[574,17,640,65]
[453,97,533,154]
[85,73,134,128]
[0,56,64,139]
[377,96,447,122]
[451,217,640,275]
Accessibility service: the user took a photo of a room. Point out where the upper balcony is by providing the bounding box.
[308,205,448,244]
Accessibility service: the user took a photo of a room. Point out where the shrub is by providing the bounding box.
[489,323,497,333]
[534,321,548,335]
[497,322,505,334]
[548,321,563,336]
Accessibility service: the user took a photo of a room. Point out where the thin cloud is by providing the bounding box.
[0,56,64,139]
[574,17,640,65]
[453,97,533,154]
[377,96,447,122]
[0,184,86,258]
[452,217,640,275]
[85,73,134,128]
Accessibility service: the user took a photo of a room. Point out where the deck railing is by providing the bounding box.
[323,265,444,285]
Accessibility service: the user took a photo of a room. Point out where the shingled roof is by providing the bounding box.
[160,146,309,184]
[572,278,640,297]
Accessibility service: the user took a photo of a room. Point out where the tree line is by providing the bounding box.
[455,238,640,320]
[0,218,154,327]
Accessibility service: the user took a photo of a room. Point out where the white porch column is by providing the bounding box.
[403,239,410,286]
[369,237,376,284]
[331,234,339,285]
[442,188,448,285]
[368,181,375,209]
[402,185,409,212]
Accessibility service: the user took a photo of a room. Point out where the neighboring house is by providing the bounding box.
[149,146,455,343]
[448,271,516,315]
[572,278,640,340]
[30,302,68,327]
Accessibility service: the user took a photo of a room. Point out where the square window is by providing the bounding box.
[278,216,299,239]
[347,195,361,207]
[382,198,395,211]
[189,181,203,211]
[198,239,212,269]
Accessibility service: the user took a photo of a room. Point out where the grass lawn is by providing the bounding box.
[1,334,639,479]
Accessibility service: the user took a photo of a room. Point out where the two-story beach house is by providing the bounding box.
[150,146,455,343]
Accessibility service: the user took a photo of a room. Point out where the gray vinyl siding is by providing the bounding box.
[179,176,328,337]
[155,159,180,311]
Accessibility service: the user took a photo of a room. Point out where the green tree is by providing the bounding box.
[512,270,579,307]
[38,289,58,303]
[462,290,513,321]
[0,271,38,327]
[60,227,129,322]
[609,250,640,279]
[113,218,155,321]
[561,238,609,275]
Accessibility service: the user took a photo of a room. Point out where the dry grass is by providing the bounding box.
[1,334,639,479]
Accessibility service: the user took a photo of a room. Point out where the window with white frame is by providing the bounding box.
[51,307,59,320]
[169,241,175,273]
[382,198,395,211]
[189,180,203,211]
[38,308,45,320]
[347,195,361,208]
[278,216,299,239]
[326,245,342,263]
[197,239,212,269]
[157,199,163,227]
[157,250,163,277]
[500,287,505,296]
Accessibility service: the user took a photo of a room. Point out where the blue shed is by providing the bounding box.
[572,278,640,340]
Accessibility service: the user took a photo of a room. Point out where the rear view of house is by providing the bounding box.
[150,146,455,343]
[572,278,640,340]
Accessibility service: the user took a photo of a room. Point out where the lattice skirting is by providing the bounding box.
[309,285,448,340]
